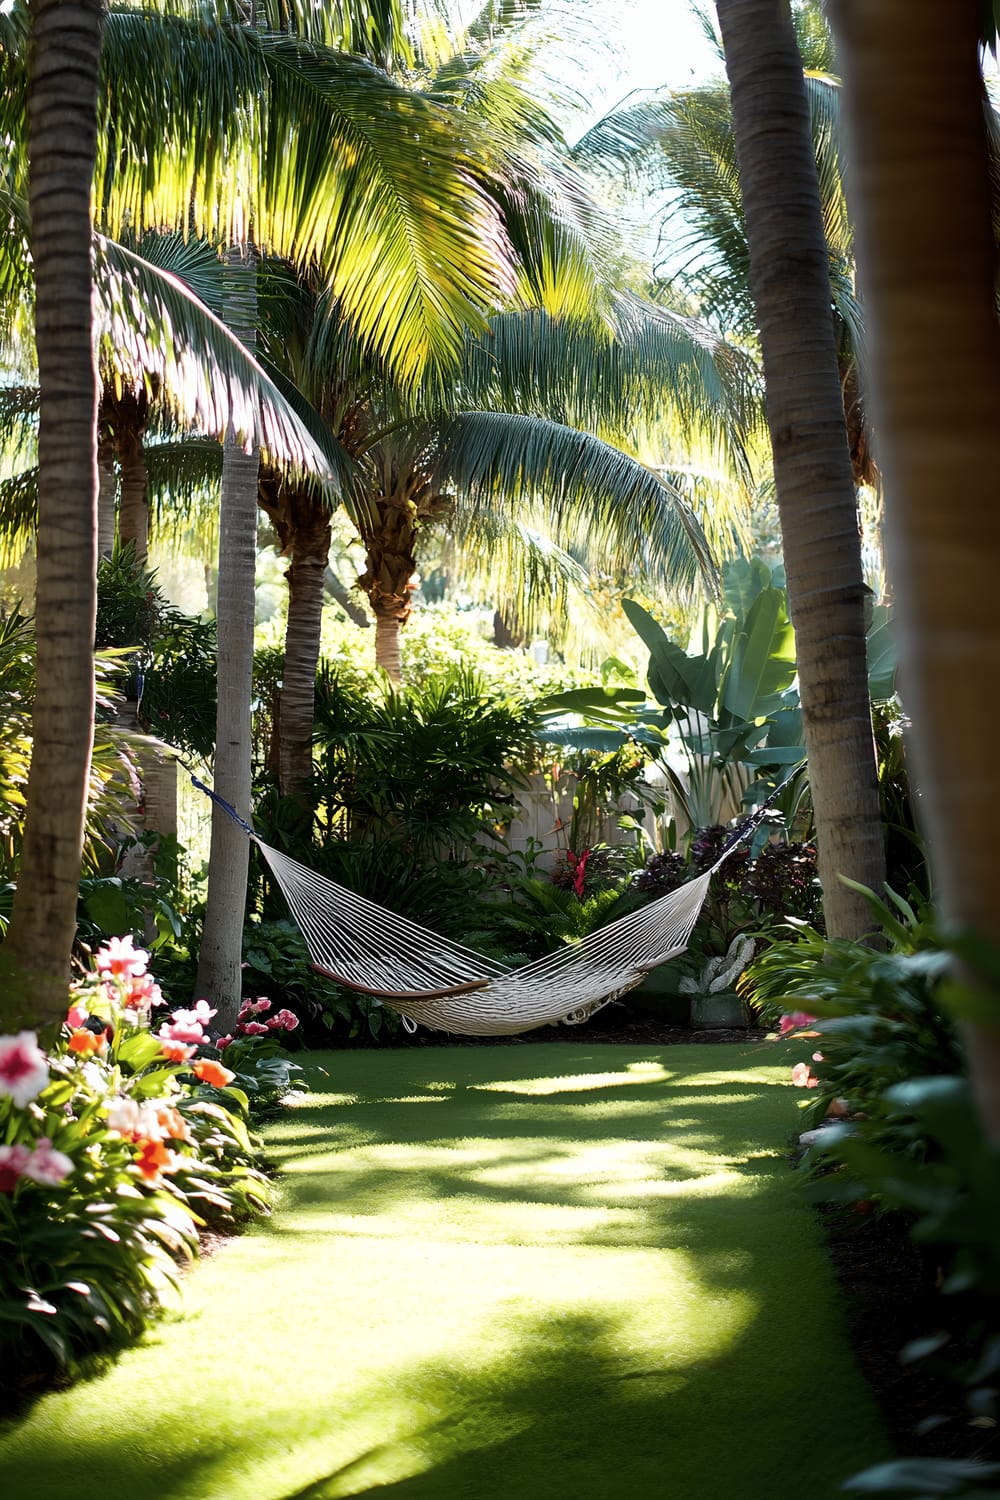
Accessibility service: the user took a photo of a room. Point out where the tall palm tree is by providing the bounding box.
[257,261,755,806]
[829,0,1000,1137]
[711,0,885,940]
[0,0,531,1022]
[573,4,875,489]
[1,0,104,1029]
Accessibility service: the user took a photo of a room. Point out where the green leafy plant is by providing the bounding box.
[0,935,272,1387]
[240,916,403,1045]
[743,891,1000,1488]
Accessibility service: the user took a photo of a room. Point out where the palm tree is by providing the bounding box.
[256,261,755,809]
[829,0,1000,1137]
[0,0,530,1023]
[573,4,875,489]
[1,0,104,1029]
[711,0,885,940]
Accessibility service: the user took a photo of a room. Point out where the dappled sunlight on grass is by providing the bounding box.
[0,1043,888,1500]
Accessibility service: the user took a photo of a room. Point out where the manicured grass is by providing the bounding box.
[0,1043,889,1498]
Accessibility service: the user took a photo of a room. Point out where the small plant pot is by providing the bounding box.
[689,991,747,1030]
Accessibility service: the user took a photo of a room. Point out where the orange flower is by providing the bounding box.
[155,1105,192,1142]
[134,1137,172,1182]
[159,1039,196,1064]
[68,1028,106,1057]
[191,1059,235,1088]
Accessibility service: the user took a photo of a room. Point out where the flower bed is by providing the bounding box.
[0,937,299,1388]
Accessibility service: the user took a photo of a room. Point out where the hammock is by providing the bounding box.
[192,774,779,1038]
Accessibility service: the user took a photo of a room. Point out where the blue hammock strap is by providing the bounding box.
[186,769,257,841]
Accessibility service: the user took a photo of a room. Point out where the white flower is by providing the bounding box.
[0,1031,50,1109]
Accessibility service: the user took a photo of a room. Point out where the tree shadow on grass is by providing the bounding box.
[0,1044,883,1500]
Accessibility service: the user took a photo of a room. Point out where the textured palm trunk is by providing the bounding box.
[110,388,150,565]
[715,0,885,939]
[358,484,419,682]
[117,427,149,564]
[259,479,332,800]
[2,0,103,1029]
[195,249,258,1031]
[97,415,116,560]
[831,0,1000,1139]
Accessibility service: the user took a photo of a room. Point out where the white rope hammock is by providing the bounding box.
[190,767,783,1038]
[254,839,728,1037]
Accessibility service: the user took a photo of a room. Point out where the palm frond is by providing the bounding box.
[0,464,37,565]
[448,297,759,478]
[250,0,413,67]
[145,437,223,533]
[0,382,37,469]
[431,409,717,594]
[0,182,31,340]
[88,16,514,386]
[95,235,339,479]
[442,511,605,652]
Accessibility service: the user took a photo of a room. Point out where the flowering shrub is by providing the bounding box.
[0,937,278,1383]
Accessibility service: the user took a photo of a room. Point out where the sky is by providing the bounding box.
[545,0,723,126]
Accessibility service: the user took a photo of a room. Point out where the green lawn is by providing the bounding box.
[0,1042,889,1499]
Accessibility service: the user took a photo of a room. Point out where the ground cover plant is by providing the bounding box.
[743,895,1000,1494]
[0,1043,888,1498]
[0,935,297,1395]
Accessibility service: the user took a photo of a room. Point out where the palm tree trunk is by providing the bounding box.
[195,248,258,1030]
[278,504,331,799]
[372,608,404,679]
[97,413,116,561]
[111,388,150,565]
[714,0,885,939]
[358,486,418,682]
[831,0,1000,1138]
[2,0,103,1030]
[117,426,149,565]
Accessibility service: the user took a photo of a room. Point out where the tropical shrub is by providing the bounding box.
[311,663,537,857]
[629,821,821,1006]
[239,916,402,1045]
[96,544,217,758]
[0,608,144,893]
[742,893,999,1489]
[0,936,275,1386]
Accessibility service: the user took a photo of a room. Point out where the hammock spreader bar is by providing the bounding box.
[309,963,491,1002]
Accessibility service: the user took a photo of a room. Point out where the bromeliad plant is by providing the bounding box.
[0,935,284,1383]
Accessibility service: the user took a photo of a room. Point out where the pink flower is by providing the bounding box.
[125,973,162,1015]
[779,1011,817,1034]
[190,1000,217,1026]
[239,998,270,1018]
[240,1020,269,1037]
[96,935,149,981]
[0,1144,32,1192]
[159,1011,206,1045]
[216,1034,233,1051]
[274,1009,299,1031]
[791,1061,819,1089]
[21,1138,74,1186]
[0,1032,50,1109]
[66,1003,89,1029]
